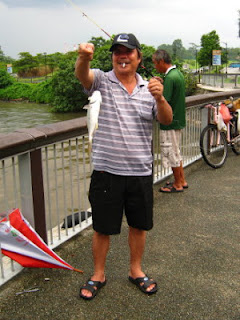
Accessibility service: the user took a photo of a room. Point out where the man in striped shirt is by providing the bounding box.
[75,33,172,300]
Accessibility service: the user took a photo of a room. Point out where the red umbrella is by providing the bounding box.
[0,208,83,273]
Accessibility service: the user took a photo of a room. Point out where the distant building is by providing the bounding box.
[229,63,240,68]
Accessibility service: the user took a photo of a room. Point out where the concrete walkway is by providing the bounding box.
[0,153,240,320]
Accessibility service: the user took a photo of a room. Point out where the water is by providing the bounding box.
[0,101,86,134]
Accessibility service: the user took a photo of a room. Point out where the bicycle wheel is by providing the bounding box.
[200,124,228,168]
[231,135,240,155]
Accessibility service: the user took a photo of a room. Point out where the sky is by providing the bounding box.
[0,0,239,59]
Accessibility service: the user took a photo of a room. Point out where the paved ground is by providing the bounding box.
[0,152,240,320]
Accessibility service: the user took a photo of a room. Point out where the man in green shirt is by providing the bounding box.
[152,49,188,192]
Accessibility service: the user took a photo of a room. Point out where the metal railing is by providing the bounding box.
[1,90,240,286]
[201,73,240,89]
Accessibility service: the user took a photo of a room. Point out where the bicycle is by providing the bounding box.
[199,100,240,168]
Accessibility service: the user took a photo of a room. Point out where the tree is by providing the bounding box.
[0,46,4,62]
[172,39,184,61]
[13,52,38,76]
[197,30,221,68]
[227,47,240,61]
[89,36,111,49]
[157,43,173,56]
[0,46,14,66]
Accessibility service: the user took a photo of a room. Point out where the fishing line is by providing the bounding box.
[65,0,112,39]
[65,0,153,77]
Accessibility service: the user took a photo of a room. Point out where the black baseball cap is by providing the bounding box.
[110,33,141,51]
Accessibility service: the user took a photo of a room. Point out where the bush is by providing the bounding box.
[30,79,54,104]
[50,61,88,112]
[0,69,14,89]
[183,72,198,96]
[0,82,33,100]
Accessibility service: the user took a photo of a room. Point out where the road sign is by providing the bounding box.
[212,50,221,66]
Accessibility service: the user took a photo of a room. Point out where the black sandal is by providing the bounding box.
[128,275,158,295]
[79,279,107,300]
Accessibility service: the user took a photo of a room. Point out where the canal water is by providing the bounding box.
[0,101,86,134]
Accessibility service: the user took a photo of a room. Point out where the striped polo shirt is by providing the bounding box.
[85,69,157,176]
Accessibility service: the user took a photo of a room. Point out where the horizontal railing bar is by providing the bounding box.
[0,118,88,160]
[185,89,240,107]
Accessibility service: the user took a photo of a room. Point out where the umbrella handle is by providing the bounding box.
[73,268,84,273]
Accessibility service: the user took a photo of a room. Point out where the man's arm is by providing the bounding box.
[75,43,95,90]
[148,78,173,125]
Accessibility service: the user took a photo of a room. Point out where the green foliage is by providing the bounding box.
[50,61,88,112]
[0,62,6,70]
[0,47,4,61]
[172,39,184,61]
[159,40,194,61]
[0,78,54,104]
[13,52,39,75]
[47,52,65,73]
[227,48,240,61]
[139,44,157,78]
[183,72,198,96]
[0,82,34,100]
[30,79,54,104]
[89,36,112,71]
[158,44,173,57]
[0,69,14,88]
[91,45,112,71]
[90,36,112,49]
[0,46,14,63]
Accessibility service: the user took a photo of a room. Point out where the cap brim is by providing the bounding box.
[110,43,137,51]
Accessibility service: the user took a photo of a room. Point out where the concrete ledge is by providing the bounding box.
[197,83,237,92]
[0,118,88,159]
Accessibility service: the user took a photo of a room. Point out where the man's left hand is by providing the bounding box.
[148,78,164,101]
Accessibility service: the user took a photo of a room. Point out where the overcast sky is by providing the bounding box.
[0,0,239,59]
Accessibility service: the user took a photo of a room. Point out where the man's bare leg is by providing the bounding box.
[172,166,183,190]
[128,227,156,292]
[179,162,188,187]
[160,162,187,192]
[80,231,109,298]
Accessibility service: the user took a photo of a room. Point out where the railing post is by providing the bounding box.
[30,149,47,243]
[221,74,224,88]
[234,75,238,88]
[18,153,34,226]
[18,150,47,243]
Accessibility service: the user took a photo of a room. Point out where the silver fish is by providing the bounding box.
[83,90,102,153]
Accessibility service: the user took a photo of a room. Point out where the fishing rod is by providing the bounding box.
[65,0,112,39]
[140,65,154,77]
[65,0,154,77]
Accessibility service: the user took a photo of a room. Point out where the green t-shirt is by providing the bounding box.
[160,67,186,130]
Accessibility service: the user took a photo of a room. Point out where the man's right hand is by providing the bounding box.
[75,43,95,90]
[78,43,95,61]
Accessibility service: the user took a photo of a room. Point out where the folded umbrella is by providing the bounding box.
[0,208,83,273]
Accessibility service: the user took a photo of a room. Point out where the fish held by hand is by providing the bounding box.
[83,90,102,154]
